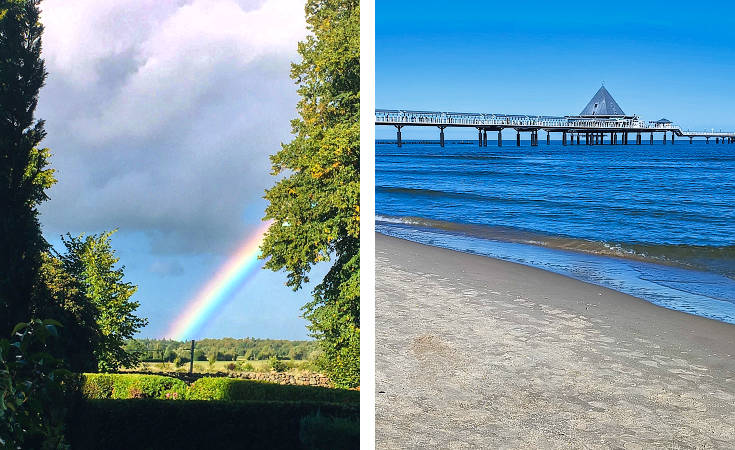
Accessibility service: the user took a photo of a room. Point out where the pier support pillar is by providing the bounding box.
[570,131,574,145]
[483,129,488,147]
[624,132,628,145]
[577,134,580,145]
[600,133,604,145]
[439,127,445,147]
[498,130,502,147]
[672,132,675,145]
[637,133,641,145]
[478,129,482,147]
[650,133,653,145]
[716,137,720,144]
[547,131,550,145]
[562,131,567,146]
[690,137,693,144]
[516,130,521,147]
[706,137,709,144]
[396,126,402,147]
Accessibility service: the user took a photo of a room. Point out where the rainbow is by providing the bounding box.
[165,221,272,340]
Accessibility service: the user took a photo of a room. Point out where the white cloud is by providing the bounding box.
[37,0,307,255]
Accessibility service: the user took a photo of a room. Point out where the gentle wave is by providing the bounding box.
[376,186,733,222]
[376,214,735,279]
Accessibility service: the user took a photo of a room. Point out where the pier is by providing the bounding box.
[376,86,735,147]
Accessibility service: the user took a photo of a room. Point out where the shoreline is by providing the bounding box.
[375,222,735,324]
[376,232,735,447]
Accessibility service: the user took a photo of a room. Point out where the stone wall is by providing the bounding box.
[122,370,333,388]
[228,371,333,388]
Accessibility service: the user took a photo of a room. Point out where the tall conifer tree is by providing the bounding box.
[0,0,56,334]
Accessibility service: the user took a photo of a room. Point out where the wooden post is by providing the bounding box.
[189,340,195,375]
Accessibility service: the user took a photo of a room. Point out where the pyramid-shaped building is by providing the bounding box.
[579,85,627,117]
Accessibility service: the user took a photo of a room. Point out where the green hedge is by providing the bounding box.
[66,399,359,449]
[186,377,359,403]
[81,374,359,404]
[82,373,187,400]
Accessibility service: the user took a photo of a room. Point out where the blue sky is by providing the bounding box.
[37,0,315,340]
[376,0,735,139]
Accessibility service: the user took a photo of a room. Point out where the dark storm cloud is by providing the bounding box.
[37,0,306,255]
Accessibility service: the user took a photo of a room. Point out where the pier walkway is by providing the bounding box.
[376,86,735,147]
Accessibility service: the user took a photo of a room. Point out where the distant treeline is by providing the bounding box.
[124,338,320,363]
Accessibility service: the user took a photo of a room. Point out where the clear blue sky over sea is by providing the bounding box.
[376,0,735,139]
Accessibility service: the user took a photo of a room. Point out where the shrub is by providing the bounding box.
[270,356,288,372]
[66,399,358,450]
[226,362,236,371]
[82,373,186,400]
[0,319,78,449]
[186,378,358,403]
[300,411,360,449]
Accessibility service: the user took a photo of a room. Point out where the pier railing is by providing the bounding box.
[376,109,735,138]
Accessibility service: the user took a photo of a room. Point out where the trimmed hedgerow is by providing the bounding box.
[299,411,360,449]
[82,373,186,400]
[66,399,359,450]
[186,377,358,403]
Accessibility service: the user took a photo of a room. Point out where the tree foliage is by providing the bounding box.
[57,232,147,372]
[0,0,56,336]
[38,252,101,372]
[0,319,77,449]
[260,0,359,388]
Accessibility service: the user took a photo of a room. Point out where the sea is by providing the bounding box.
[376,139,735,324]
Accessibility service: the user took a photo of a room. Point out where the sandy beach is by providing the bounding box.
[375,233,735,448]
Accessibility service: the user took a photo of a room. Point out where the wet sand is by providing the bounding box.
[375,233,735,448]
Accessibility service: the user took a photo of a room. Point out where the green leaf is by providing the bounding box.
[11,322,27,335]
[42,319,63,328]
[45,324,58,337]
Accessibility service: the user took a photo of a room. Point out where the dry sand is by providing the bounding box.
[375,233,735,449]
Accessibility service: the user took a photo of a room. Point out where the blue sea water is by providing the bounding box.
[376,139,735,324]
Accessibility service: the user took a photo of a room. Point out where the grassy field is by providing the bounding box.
[124,358,318,375]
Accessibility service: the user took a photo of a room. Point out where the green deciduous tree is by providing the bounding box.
[38,252,101,372]
[0,0,56,336]
[59,231,148,372]
[261,0,359,388]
